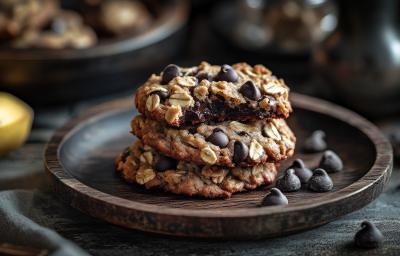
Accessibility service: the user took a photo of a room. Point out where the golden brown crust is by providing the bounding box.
[115,141,278,199]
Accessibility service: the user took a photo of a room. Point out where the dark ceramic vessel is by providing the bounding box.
[0,0,189,106]
[313,0,400,117]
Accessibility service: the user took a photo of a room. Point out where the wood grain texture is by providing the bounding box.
[44,93,393,239]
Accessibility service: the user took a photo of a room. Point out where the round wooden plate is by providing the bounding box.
[45,93,392,239]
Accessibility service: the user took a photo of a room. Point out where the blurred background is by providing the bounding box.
[0,0,400,157]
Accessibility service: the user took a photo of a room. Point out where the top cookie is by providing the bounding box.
[135,62,292,127]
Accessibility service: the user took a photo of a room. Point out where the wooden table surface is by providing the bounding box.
[1,95,400,256]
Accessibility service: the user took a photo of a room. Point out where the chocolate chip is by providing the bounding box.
[266,96,277,112]
[354,221,384,249]
[261,188,288,206]
[238,131,249,136]
[276,168,301,192]
[151,90,169,100]
[239,81,262,101]
[303,130,327,153]
[308,168,333,192]
[121,147,130,162]
[161,64,181,84]
[319,150,343,173]
[154,155,178,172]
[52,18,67,34]
[289,159,313,184]
[196,72,212,82]
[233,141,249,164]
[215,64,238,82]
[184,109,201,122]
[207,130,229,148]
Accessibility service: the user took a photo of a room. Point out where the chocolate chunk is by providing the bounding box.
[154,155,178,172]
[303,130,327,153]
[152,90,169,100]
[289,159,313,184]
[319,150,343,173]
[233,141,249,164]
[184,110,201,122]
[354,221,384,249]
[215,64,238,82]
[121,147,130,162]
[207,130,229,148]
[261,188,288,206]
[196,72,212,82]
[161,64,181,84]
[276,168,301,192]
[308,168,333,192]
[239,81,262,101]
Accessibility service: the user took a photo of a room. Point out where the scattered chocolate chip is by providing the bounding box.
[161,64,181,84]
[196,72,212,82]
[319,150,343,173]
[215,64,238,82]
[239,81,262,101]
[154,155,178,172]
[303,130,327,153]
[121,147,130,162]
[233,141,249,164]
[308,168,333,192]
[207,130,229,148]
[151,90,169,100]
[289,159,313,184]
[261,188,288,206]
[354,221,384,249]
[276,168,301,192]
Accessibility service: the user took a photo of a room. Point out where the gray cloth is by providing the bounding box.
[0,190,89,256]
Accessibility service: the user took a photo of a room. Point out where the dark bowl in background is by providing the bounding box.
[0,0,189,106]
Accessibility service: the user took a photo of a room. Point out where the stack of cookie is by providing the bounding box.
[115,62,296,198]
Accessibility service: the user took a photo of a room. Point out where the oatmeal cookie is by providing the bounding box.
[12,10,97,49]
[115,140,278,198]
[0,0,57,39]
[131,115,295,167]
[134,62,292,127]
[83,0,151,36]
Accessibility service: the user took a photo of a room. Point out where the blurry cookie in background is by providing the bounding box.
[0,0,151,49]
[0,0,57,40]
[83,0,152,36]
[12,10,97,49]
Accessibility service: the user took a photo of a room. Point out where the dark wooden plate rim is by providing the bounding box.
[0,0,188,60]
[44,93,393,219]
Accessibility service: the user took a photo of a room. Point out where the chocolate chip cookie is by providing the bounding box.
[12,10,97,49]
[131,115,295,167]
[83,0,151,36]
[134,62,292,127]
[115,141,278,198]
